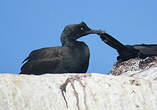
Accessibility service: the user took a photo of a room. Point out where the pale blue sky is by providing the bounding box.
[1,0,157,74]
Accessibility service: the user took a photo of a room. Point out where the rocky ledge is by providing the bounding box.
[0,69,157,110]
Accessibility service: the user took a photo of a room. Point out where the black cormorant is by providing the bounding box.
[20,22,99,75]
[98,31,157,62]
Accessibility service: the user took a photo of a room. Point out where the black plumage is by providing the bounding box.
[20,22,99,75]
[98,31,157,62]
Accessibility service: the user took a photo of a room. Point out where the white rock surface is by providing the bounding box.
[0,73,157,110]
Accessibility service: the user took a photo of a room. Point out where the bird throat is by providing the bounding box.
[61,34,78,47]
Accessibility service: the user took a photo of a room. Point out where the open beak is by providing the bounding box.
[84,29,105,36]
[76,29,106,39]
[89,28,106,35]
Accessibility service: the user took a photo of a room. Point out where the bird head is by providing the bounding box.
[62,22,100,40]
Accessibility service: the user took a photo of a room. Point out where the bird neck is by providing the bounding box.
[61,34,79,47]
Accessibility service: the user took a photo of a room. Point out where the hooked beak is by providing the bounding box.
[83,29,106,36]
[86,29,106,35]
[75,29,106,39]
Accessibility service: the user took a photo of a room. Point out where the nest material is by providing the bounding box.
[109,56,157,76]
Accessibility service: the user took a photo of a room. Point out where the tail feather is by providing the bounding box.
[99,32,141,61]
[99,32,127,52]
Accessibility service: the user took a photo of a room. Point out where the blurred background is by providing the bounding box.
[1,0,157,74]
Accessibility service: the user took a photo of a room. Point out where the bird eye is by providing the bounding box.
[80,27,84,31]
